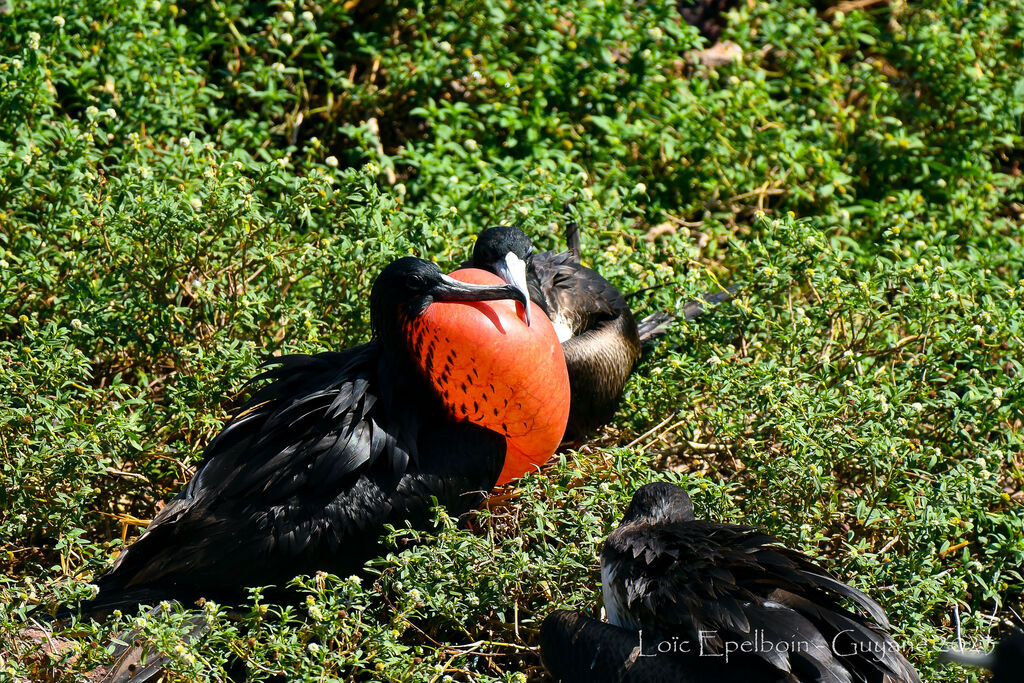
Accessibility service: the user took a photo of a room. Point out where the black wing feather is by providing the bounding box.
[540,610,799,683]
[603,521,921,682]
[76,344,504,614]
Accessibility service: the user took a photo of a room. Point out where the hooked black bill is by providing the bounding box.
[436,271,530,325]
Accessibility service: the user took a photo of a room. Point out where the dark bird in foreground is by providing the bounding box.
[472,224,731,441]
[940,629,1024,683]
[541,482,921,682]
[63,257,569,618]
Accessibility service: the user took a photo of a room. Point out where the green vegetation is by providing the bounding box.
[1,0,1022,679]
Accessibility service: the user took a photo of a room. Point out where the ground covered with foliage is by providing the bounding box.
[1,0,1022,680]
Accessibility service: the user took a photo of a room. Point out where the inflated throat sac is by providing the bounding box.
[407,268,570,484]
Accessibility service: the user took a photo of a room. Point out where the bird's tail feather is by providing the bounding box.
[637,312,675,344]
[564,221,581,264]
[681,285,739,321]
[637,285,739,345]
[562,200,582,263]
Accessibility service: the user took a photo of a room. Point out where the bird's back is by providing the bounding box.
[600,519,921,683]
[81,344,505,614]
[531,251,641,440]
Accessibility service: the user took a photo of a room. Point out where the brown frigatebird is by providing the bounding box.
[472,225,732,441]
[63,256,569,617]
[540,482,921,682]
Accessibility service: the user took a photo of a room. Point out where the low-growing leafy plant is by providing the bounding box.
[1,0,1022,680]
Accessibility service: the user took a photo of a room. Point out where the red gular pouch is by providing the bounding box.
[407,268,570,485]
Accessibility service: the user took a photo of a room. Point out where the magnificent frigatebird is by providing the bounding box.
[471,224,639,442]
[64,257,569,617]
[940,629,1024,682]
[540,482,921,682]
[472,225,731,441]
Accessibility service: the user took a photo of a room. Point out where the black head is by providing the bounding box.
[471,226,535,324]
[370,256,529,342]
[473,225,534,266]
[620,482,695,526]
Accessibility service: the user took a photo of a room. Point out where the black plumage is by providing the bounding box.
[541,482,921,683]
[66,257,530,617]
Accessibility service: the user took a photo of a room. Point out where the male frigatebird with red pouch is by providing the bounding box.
[541,482,921,682]
[63,257,569,617]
